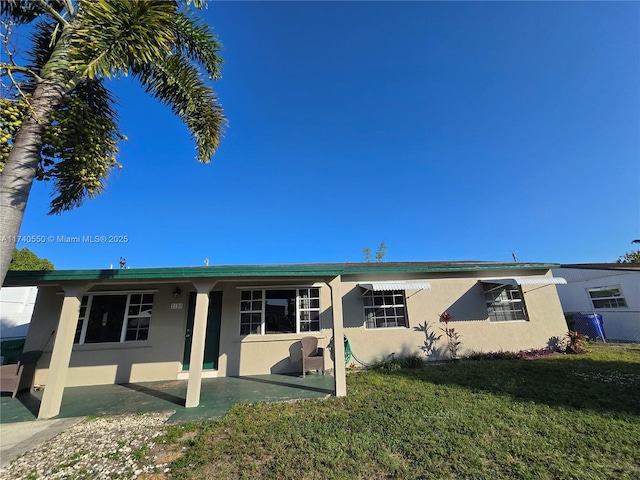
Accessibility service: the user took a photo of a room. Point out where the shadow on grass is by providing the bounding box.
[377,356,640,416]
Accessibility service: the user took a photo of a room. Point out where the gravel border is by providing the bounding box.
[0,411,174,480]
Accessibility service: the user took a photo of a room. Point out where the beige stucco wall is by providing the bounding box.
[215,280,334,377]
[25,269,567,388]
[339,271,567,364]
[26,284,189,388]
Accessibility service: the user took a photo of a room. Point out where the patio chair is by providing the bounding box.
[0,363,24,398]
[300,336,325,378]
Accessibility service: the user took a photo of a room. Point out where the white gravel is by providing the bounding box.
[0,411,174,480]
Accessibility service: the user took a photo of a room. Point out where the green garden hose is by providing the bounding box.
[329,335,394,367]
[343,336,376,367]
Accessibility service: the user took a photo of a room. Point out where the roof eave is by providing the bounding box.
[3,261,561,287]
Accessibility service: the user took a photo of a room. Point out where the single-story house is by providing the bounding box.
[553,263,640,342]
[3,261,568,419]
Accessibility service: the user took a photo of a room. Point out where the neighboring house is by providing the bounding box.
[0,286,37,365]
[553,263,640,343]
[0,286,37,339]
[4,261,567,419]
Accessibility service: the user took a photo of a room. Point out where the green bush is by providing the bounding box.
[371,353,427,371]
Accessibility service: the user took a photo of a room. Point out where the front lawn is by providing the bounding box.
[164,343,640,479]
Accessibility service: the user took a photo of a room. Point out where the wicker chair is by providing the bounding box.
[300,336,325,378]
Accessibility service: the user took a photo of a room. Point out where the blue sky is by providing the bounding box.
[15,1,640,269]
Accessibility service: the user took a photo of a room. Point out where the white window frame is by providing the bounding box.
[362,289,409,329]
[75,291,155,344]
[239,290,264,336]
[587,285,628,309]
[483,284,529,322]
[297,287,321,333]
[239,287,321,335]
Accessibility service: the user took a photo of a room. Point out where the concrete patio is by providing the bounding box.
[0,373,335,425]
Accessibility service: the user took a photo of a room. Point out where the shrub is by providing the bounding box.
[372,355,402,371]
[399,353,427,369]
[465,348,556,361]
[564,330,588,354]
[371,353,427,371]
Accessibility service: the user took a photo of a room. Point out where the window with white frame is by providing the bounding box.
[239,290,263,335]
[363,290,408,329]
[483,284,528,322]
[240,288,321,335]
[74,292,154,344]
[587,286,627,309]
[298,288,321,332]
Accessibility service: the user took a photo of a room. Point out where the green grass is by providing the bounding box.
[167,343,640,479]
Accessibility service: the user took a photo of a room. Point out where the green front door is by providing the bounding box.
[182,291,222,371]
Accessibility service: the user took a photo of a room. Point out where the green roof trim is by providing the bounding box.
[3,261,560,286]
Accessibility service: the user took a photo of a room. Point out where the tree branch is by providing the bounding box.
[0,64,43,83]
[0,64,39,108]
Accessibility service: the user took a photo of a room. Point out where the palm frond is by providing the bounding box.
[25,17,80,95]
[134,54,225,163]
[70,0,178,80]
[174,9,224,80]
[21,20,64,91]
[0,0,47,24]
[28,21,57,74]
[184,0,207,9]
[43,79,124,213]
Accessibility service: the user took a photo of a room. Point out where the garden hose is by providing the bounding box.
[330,335,392,367]
[343,336,376,367]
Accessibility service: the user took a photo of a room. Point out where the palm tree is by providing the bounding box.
[0,0,225,285]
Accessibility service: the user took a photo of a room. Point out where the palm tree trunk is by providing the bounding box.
[0,80,64,286]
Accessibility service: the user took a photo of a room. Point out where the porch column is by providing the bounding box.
[185,281,217,408]
[329,276,347,397]
[38,284,85,419]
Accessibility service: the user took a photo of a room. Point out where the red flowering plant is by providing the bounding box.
[564,330,588,354]
[440,312,462,360]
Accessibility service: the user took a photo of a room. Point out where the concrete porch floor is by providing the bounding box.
[0,373,335,425]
